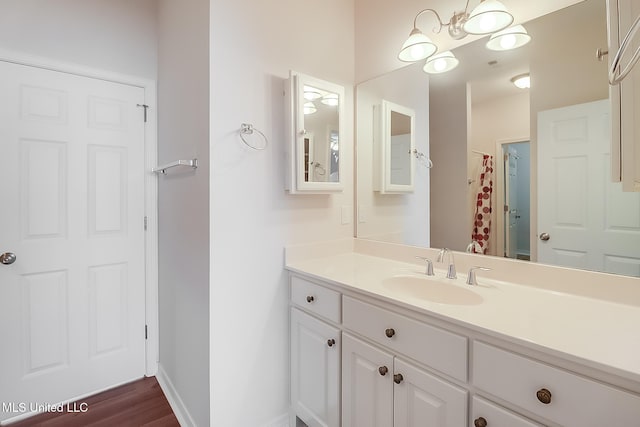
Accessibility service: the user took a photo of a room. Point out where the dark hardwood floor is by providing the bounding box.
[9,377,180,427]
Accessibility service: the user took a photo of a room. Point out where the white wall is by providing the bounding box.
[356,63,430,247]
[0,0,157,79]
[469,91,530,256]
[429,83,470,252]
[209,0,355,426]
[157,1,210,426]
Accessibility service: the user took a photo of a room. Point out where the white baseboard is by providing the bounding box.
[155,364,197,427]
[263,413,290,427]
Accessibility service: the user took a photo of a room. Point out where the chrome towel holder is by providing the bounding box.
[152,159,198,174]
[239,123,268,150]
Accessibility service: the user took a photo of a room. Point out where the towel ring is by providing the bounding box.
[410,149,433,168]
[609,14,640,85]
[239,123,268,150]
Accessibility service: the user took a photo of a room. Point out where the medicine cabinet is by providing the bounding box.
[374,100,416,194]
[285,71,345,194]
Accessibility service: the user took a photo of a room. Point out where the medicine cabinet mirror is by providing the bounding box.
[285,71,345,194]
[374,100,415,193]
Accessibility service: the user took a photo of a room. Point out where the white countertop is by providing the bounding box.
[286,248,640,385]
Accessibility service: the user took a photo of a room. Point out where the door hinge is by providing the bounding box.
[137,104,149,122]
[144,216,148,231]
[145,324,148,340]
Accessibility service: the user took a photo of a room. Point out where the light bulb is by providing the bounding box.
[479,14,497,32]
[433,58,447,72]
[410,45,427,60]
[500,34,517,49]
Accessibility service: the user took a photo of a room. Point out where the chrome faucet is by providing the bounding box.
[466,240,483,253]
[437,248,457,279]
[466,266,491,286]
[415,256,434,276]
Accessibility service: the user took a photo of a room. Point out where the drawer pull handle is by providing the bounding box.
[327,339,336,347]
[306,295,315,303]
[378,366,388,376]
[474,417,488,427]
[385,328,396,338]
[393,373,404,384]
[536,388,552,404]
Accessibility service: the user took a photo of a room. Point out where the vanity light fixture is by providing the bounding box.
[423,51,459,74]
[486,25,531,51]
[303,101,317,114]
[321,93,339,106]
[511,73,530,89]
[398,0,514,73]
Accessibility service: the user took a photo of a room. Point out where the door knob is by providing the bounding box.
[378,366,388,376]
[0,252,16,265]
[539,232,550,241]
[393,373,404,384]
[385,328,396,338]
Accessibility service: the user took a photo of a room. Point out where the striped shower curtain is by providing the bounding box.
[471,155,493,254]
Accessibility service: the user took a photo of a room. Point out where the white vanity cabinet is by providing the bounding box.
[290,276,342,427]
[288,270,640,427]
[473,341,640,427]
[342,333,466,427]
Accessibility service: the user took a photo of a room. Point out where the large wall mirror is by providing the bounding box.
[356,0,640,278]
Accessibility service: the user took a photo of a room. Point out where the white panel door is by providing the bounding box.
[538,99,640,275]
[290,308,340,427]
[342,333,393,427]
[393,358,467,427]
[0,61,146,422]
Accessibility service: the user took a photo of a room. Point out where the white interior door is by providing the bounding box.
[538,99,640,275]
[0,61,146,422]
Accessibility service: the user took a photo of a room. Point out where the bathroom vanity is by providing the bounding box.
[286,240,640,427]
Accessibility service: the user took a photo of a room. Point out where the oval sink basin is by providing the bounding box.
[382,275,483,305]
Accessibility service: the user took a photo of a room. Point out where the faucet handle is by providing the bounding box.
[466,266,491,286]
[415,256,434,276]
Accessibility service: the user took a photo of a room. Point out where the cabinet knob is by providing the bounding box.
[327,338,336,347]
[536,388,552,404]
[393,373,404,384]
[306,295,315,303]
[378,366,388,376]
[385,328,396,338]
[474,417,488,427]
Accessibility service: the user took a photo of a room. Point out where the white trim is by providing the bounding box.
[0,49,159,376]
[156,366,197,427]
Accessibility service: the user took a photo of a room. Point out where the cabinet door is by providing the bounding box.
[342,333,393,427]
[291,308,340,427]
[394,358,467,427]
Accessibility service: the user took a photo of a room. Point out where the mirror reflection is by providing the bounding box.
[356,0,640,277]
[302,84,340,183]
[389,110,412,186]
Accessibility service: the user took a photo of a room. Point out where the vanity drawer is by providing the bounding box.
[290,275,341,323]
[473,341,640,427]
[472,396,543,427]
[343,296,467,382]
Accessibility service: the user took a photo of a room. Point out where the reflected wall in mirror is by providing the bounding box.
[286,71,344,193]
[374,100,416,193]
[356,0,640,277]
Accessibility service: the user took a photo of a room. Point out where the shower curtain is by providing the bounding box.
[471,155,493,254]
